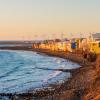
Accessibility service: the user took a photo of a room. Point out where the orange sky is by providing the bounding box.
[0,0,100,40]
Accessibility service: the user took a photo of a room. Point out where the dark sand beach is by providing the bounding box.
[0,46,100,100]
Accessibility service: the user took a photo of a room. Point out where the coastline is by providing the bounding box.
[0,46,91,66]
[0,46,100,100]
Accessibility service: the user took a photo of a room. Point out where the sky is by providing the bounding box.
[0,0,100,40]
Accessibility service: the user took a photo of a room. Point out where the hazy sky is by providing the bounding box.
[0,0,100,40]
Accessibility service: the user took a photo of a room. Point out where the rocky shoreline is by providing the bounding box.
[0,46,100,100]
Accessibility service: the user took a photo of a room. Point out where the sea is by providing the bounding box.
[0,42,80,94]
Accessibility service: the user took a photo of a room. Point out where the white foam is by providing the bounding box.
[43,66,64,82]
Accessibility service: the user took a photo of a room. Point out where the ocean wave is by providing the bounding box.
[0,50,80,93]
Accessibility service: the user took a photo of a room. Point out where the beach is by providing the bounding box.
[0,46,100,100]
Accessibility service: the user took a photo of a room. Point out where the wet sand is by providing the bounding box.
[0,46,100,100]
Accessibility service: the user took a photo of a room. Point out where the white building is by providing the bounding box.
[92,33,100,41]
